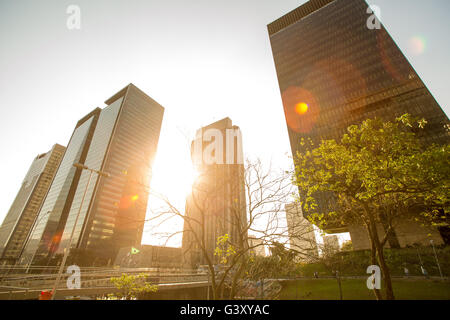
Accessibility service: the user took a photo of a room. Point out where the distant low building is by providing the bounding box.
[248,237,266,257]
[114,245,183,268]
[323,235,340,256]
[285,203,318,262]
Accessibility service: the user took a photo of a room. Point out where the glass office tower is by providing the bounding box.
[55,84,164,263]
[268,0,449,249]
[19,109,101,265]
[182,118,247,266]
[0,144,65,265]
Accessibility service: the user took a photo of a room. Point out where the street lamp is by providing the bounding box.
[430,239,444,280]
[50,163,110,300]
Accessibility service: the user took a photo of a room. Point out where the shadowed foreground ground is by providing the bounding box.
[279,278,450,300]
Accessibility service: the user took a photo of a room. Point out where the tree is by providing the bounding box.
[294,114,449,300]
[108,273,158,300]
[246,242,299,280]
[407,142,450,231]
[149,158,307,299]
[341,240,353,252]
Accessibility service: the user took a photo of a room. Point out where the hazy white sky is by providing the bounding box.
[0,0,449,248]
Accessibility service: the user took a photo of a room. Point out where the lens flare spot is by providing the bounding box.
[377,32,405,82]
[281,86,320,133]
[409,36,426,55]
[131,195,139,201]
[52,234,61,244]
[295,102,309,115]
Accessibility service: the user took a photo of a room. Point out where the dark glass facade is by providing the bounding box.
[56,97,123,259]
[268,0,449,247]
[269,0,448,156]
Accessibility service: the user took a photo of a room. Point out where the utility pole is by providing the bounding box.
[336,270,343,300]
[416,247,423,266]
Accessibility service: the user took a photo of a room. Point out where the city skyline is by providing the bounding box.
[1,0,449,249]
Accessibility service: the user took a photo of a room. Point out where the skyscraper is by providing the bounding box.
[0,144,65,265]
[19,109,101,266]
[20,84,164,265]
[268,0,449,249]
[182,118,247,267]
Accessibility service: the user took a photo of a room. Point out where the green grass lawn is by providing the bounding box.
[279,278,450,300]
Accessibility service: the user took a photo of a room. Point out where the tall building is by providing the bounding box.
[19,109,101,266]
[20,84,164,265]
[0,144,65,265]
[285,203,318,262]
[268,0,449,249]
[182,118,247,267]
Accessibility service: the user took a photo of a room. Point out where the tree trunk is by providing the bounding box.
[229,260,246,299]
[379,210,400,248]
[365,205,395,300]
[367,224,383,300]
[374,240,395,300]
[210,270,218,300]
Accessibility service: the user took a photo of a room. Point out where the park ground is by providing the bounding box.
[279,278,450,300]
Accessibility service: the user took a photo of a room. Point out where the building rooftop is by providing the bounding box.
[267,0,335,36]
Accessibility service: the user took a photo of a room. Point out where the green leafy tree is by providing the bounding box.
[294,114,449,300]
[341,240,353,252]
[246,242,299,280]
[214,234,237,264]
[108,273,158,300]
